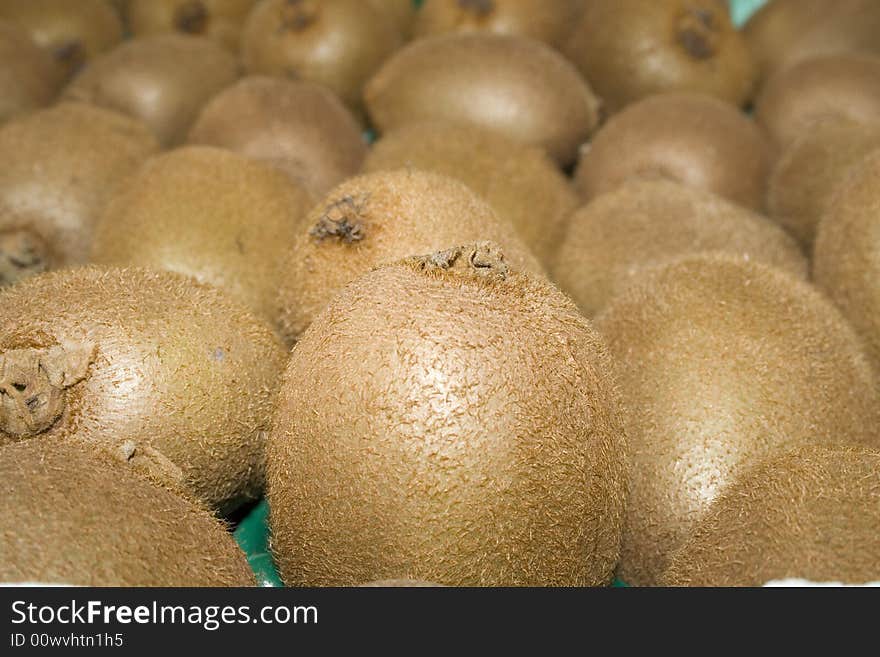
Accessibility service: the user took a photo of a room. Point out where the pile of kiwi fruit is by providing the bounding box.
[0,0,878,589]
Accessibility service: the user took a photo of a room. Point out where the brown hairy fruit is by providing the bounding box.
[594,254,880,586]
[0,267,287,513]
[275,169,544,343]
[0,440,255,587]
[414,0,582,49]
[128,0,259,51]
[768,120,880,250]
[755,53,880,149]
[0,103,159,288]
[563,0,755,114]
[241,0,402,120]
[360,580,443,587]
[64,34,240,146]
[364,122,579,267]
[662,445,880,587]
[0,0,123,82]
[364,33,600,166]
[814,149,880,375]
[553,180,807,317]
[574,93,772,212]
[0,21,59,124]
[268,242,628,586]
[188,76,367,197]
[91,147,314,328]
[366,0,416,39]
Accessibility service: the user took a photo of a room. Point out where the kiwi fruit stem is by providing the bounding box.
[409,241,510,280]
[310,196,367,243]
[0,342,95,438]
[677,6,719,60]
[0,229,50,286]
[176,1,209,33]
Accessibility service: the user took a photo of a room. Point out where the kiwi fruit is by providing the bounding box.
[91,146,314,328]
[128,0,259,51]
[413,0,582,49]
[0,21,59,124]
[754,53,880,148]
[275,168,544,343]
[661,445,880,587]
[366,0,416,39]
[594,254,880,586]
[814,149,880,375]
[63,34,240,146]
[241,0,402,120]
[0,0,123,82]
[0,103,159,288]
[268,241,627,586]
[574,93,772,212]
[768,120,880,250]
[0,266,287,513]
[188,76,367,197]
[552,180,808,318]
[360,580,443,587]
[363,122,579,267]
[0,439,255,587]
[364,33,600,166]
[563,0,755,114]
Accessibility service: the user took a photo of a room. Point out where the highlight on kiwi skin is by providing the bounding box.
[267,241,627,586]
[594,254,880,586]
[563,0,756,114]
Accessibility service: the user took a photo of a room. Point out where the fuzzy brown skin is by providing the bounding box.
[768,121,880,251]
[814,149,880,376]
[0,267,287,514]
[188,76,367,197]
[275,169,544,344]
[0,103,159,286]
[563,0,755,114]
[364,122,579,268]
[91,146,314,328]
[574,93,772,213]
[594,255,880,586]
[128,0,259,52]
[0,21,59,124]
[364,33,600,167]
[268,243,628,586]
[755,53,880,149]
[661,445,880,587]
[0,0,122,82]
[553,180,807,318]
[64,34,239,146]
[360,580,443,587]
[414,0,582,49]
[241,0,402,120]
[0,439,255,587]
[366,0,416,39]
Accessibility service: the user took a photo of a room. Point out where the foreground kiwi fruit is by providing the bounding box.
[768,120,880,250]
[414,0,582,48]
[364,122,579,267]
[188,76,367,196]
[64,34,240,146]
[268,242,627,586]
[275,168,544,343]
[241,0,402,119]
[553,180,807,317]
[814,149,880,374]
[0,21,59,124]
[0,0,123,82]
[91,146,314,327]
[563,0,755,114]
[364,33,600,166]
[755,53,880,148]
[662,445,880,587]
[360,580,443,587]
[0,103,159,287]
[128,0,259,51]
[0,267,286,513]
[594,254,880,586]
[574,93,771,212]
[0,440,255,587]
